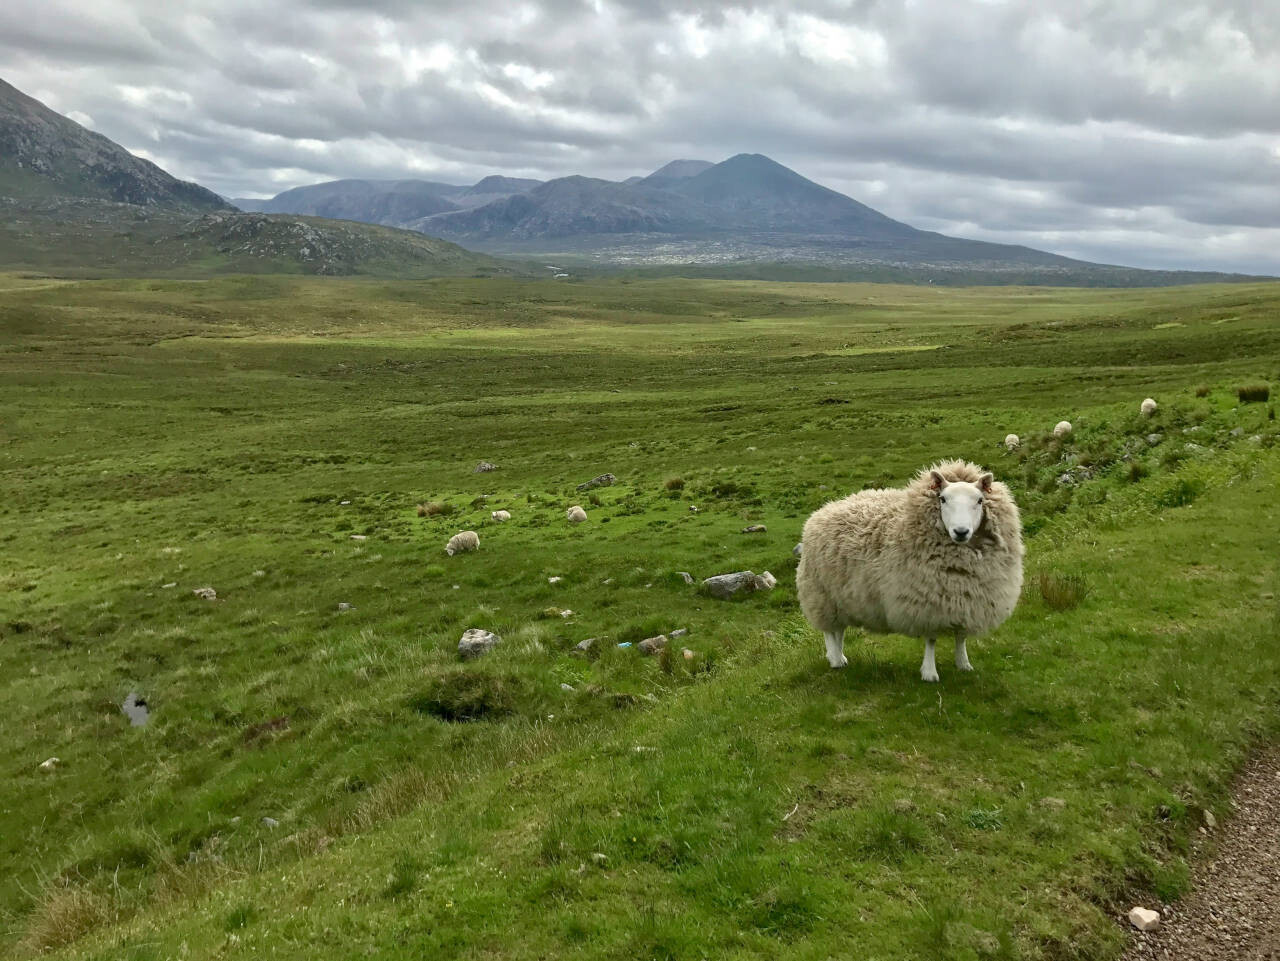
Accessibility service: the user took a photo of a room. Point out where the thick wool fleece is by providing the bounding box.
[796,460,1024,639]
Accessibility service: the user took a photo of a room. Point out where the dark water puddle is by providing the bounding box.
[122,692,150,726]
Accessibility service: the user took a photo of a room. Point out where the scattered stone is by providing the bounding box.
[122,692,149,727]
[1203,808,1217,829]
[669,628,688,638]
[576,473,616,491]
[793,542,803,557]
[638,634,668,655]
[1040,797,1067,810]
[548,576,563,584]
[1182,426,1205,434]
[742,524,767,533]
[688,505,700,513]
[261,817,280,829]
[161,582,177,589]
[1128,906,1161,932]
[350,534,367,541]
[1184,442,1208,453]
[560,683,576,692]
[1249,434,1263,444]
[39,757,60,772]
[474,461,498,473]
[193,587,217,601]
[702,570,777,599]
[602,578,613,584]
[230,816,241,825]
[339,500,351,505]
[1146,433,1163,446]
[559,609,574,618]
[337,602,353,611]
[458,628,502,660]
[893,797,916,812]
[252,570,265,577]
[1230,427,1244,437]
[590,852,608,865]
[574,638,597,654]
[677,571,694,584]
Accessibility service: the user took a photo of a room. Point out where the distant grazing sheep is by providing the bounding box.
[1140,398,1157,417]
[1003,433,1020,451]
[445,530,479,556]
[796,460,1024,683]
[566,506,587,523]
[491,510,511,522]
[1053,421,1072,438]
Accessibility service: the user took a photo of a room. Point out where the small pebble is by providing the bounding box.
[261,817,280,829]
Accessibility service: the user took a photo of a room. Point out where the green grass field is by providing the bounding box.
[2,273,1279,959]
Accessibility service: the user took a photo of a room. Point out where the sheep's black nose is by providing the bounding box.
[952,528,970,541]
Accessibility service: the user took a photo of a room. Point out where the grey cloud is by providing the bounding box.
[4,0,1279,272]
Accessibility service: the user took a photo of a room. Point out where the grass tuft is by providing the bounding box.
[1237,384,1270,403]
[1038,572,1089,611]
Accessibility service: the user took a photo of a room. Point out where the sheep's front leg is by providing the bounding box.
[954,631,973,672]
[920,636,939,683]
[823,630,847,669]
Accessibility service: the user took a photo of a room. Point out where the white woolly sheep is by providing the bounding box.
[1053,420,1072,438]
[491,510,511,522]
[1003,433,1020,451]
[796,460,1024,683]
[444,530,479,556]
[566,505,587,523]
[1140,398,1157,417]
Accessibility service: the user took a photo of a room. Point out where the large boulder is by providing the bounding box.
[701,570,777,599]
[576,473,616,491]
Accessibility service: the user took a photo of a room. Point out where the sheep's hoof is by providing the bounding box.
[921,669,940,683]
[956,661,973,672]
[828,655,848,669]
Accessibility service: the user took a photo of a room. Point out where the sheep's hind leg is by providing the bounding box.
[954,631,973,672]
[920,636,939,683]
[823,630,847,669]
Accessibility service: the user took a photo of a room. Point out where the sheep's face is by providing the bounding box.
[930,471,993,544]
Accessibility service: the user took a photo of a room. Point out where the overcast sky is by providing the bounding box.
[5,0,1279,273]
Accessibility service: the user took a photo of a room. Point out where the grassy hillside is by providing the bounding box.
[0,204,518,278]
[2,274,1278,959]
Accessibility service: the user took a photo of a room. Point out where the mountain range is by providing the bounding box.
[0,78,509,278]
[0,75,1266,285]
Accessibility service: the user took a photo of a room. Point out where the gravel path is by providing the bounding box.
[1121,750,1280,961]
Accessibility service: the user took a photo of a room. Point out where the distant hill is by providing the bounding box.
[241,175,542,225]
[0,77,230,211]
[0,78,513,278]
[637,158,714,189]
[413,152,1264,284]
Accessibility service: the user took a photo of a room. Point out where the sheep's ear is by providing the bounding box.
[929,470,946,491]
[979,472,994,492]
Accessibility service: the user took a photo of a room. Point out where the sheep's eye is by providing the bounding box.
[939,496,947,504]
[977,498,984,505]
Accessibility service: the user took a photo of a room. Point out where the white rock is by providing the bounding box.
[669,628,688,638]
[161,582,177,589]
[638,635,668,655]
[193,587,217,601]
[337,602,353,611]
[1128,906,1160,932]
[677,571,694,584]
[261,817,280,829]
[252,570,265,577]
[559,609,574,618]
[39,757,60,772]
[350,534,367,541]
[548,576,562,584]
[590,852,608,865]
[756,571,778,590]
[458,628,502,660]
[1203,808,1216,829]
[560,683,576,692]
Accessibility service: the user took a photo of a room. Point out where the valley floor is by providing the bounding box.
[2,274,1278,959]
